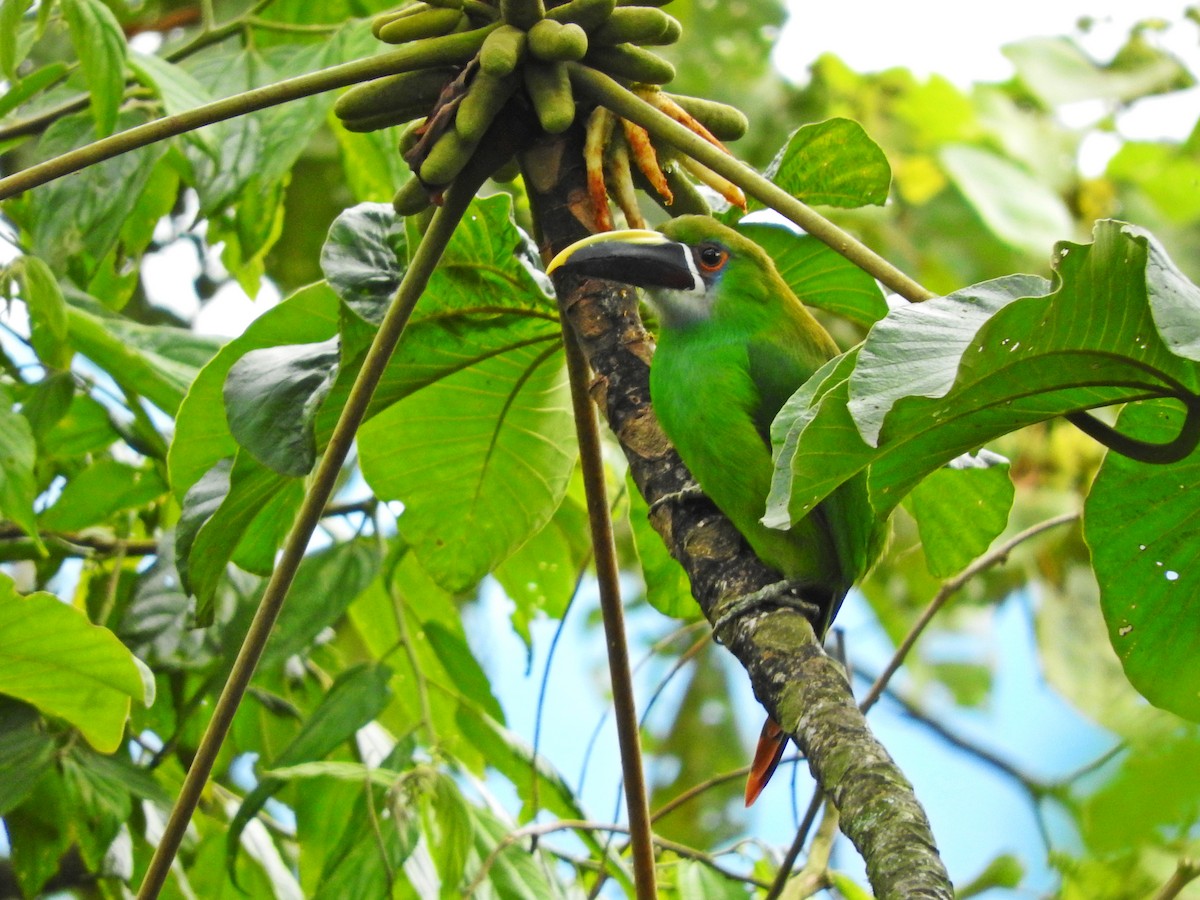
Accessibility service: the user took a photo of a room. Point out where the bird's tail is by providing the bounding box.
[744,717,788,806]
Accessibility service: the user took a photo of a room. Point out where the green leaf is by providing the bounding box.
[359,341,575,592]
[0,573,147,752]
[40,459,167,532]
[425,622,504,723]
[1107,139,1200,227]
[904,455,1014,578]
[224,337,340,476]
[466,802,564,898]
[940,144,1073,257]
[227,663,392,877]
[1078,727,1200,852]
[0,700,55,816]
[0,62,68,120]
[186,451,302,623]
[1085,399,1200,721]
[0,385,43,549]
[0,0,33,78]
[8,256,70,369]
[737,221,888,327]
[320,202,407,324]
[494,491,590,643]
[320,196,555,326]
[1003,34,1193,107]
[65,294,223,416]
[60,0,128,137]
[25,112,165,283]
[262,539,381,665]
[423,774,473,895]
[169,282,340,502]
[763,118,891,209]
[127,50,218,152]
[768,221,1200,531]
[674,859,750,899]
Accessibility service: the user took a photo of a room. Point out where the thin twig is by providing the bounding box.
[1152,858,1200,900]
[558,319,657,900]
[859,510,1081,715]
[785,799,840,899]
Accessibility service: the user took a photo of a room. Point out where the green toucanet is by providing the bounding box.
[547,215,882,804]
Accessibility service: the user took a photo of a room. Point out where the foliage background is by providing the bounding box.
[1,0,1199,897]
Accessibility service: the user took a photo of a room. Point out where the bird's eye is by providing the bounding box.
[696,243,728,273]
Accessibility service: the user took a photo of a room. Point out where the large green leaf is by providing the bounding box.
[903,454,1014,578]
[39,458,168,532]
[23,112,164,285]
[359,341,575,592]
[762,118,891,209]
[320,195,555,326]
[738,221,888,327]
[65,294,224,417]
[5,255,70,369]
[224,337,340,476]
[0,385,42,548]
[61,0,127,137]
[169,282,340,501]
[0,573,147,752]
[767,221,1200,531]
[939,144,1073,257]
[1085,399,1200,721]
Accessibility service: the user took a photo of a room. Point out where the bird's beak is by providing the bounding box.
[546,230,701,291]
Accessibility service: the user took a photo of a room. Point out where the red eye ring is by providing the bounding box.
[696,243,728,273]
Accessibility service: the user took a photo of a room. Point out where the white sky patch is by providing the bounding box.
[193,279,280,337]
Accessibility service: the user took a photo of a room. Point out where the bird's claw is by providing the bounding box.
[647,483,706,515]
[711,580,823,643]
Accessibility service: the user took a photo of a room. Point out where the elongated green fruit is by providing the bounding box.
[456,70,519,142]
[616,0,671,6]
[398,119,425,155]
[500,0,544,29]
[480,24,527,75]
[527,19,588,61]
[592,7,678,45]
[393,177,433,215]
[463,0,499,22]
[525,61,575,133]
[665,92,748,140]
[371,21,500,73]
[372,4,424,39]
[335,66,454,123]
[378,6,463,43]
[584,43,674,84]
[419,130,478,185]
[545,0,615,29]
[423,0,462,7]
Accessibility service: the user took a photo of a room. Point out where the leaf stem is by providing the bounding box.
[559,317,659,900]
[133,167,483,900]
[0,27,494,201]
[566,64,936,304]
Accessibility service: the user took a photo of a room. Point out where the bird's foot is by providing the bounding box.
[647,482,706,515]
[711,580,822,643]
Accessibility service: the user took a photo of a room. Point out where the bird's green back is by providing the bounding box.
[648,217,880,630]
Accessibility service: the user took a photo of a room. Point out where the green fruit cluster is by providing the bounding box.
[333,0,746,216]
